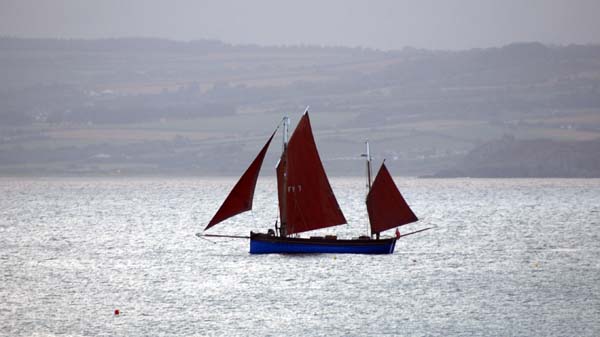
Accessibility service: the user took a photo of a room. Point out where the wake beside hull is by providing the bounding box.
[249,232,397,254]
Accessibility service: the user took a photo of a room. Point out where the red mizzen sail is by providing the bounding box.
[205,131,276,230]
[277,113,346,235]
[366,162,418,234]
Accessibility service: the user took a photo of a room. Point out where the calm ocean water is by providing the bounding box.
[1,177,599,336]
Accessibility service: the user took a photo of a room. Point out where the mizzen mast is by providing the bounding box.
[361,140,373,237]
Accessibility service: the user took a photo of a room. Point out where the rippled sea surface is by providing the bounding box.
[1,177,599,337]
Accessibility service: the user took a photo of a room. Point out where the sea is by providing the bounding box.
[1,177,599,337]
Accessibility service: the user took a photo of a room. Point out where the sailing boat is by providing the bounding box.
[202,109,427,254]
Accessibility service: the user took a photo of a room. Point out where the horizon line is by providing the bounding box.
[2,35,600,53]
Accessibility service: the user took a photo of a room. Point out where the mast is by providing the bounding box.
[362,140,373,237]
[365,140,372,191]
[279,116,290,237]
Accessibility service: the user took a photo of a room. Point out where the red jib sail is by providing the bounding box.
[277,113,346,235]
[205,131,276,230]
[367,162,418,234]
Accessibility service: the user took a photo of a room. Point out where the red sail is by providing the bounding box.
[366,163,418,234]
[205,131,276,230]
[278,113,347,235]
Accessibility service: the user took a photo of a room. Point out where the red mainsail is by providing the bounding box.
[205,131,276,230]
[366,162,418,234]
[277,113,346,235]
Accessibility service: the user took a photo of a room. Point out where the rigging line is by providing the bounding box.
[276,117,287,130]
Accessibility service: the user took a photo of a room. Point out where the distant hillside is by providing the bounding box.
[433,137,600,178]
[1,37,600,176]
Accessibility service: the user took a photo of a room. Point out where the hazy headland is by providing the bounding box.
[1,37,599,177]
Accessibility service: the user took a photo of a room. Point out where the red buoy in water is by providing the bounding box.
[114,309,120,316]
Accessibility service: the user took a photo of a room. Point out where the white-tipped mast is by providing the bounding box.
[282,116,290,148]
[279,116,290,237]
[361,140,373,237]
[365,140,372,191]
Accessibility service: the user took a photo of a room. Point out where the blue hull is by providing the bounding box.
[249,232,397,254]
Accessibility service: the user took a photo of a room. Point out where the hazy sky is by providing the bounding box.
[1,0,600,50]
